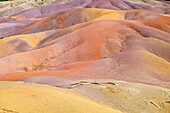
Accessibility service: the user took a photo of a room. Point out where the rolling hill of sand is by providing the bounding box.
[0,0,170,113]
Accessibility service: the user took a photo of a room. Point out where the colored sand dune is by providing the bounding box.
[0,0,170,113]
[0,82,123,113]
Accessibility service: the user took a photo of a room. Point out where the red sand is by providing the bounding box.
[0,0,169,89]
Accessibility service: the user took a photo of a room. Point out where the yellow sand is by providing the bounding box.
[0,82,123,113]
[141,51,170,74]
[85,8,126,21]
[0,30,55,48]
[0,30,55,57]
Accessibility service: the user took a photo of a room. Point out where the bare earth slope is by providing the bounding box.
[0,0,170,113]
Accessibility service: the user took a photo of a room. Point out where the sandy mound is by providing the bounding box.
[0,81,123,113]
[0,0,169,112]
